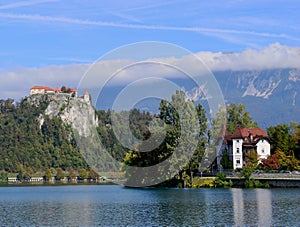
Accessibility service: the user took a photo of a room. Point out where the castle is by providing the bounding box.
[30,85,90,103]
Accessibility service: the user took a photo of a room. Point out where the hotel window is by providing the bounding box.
[236,148,240,153]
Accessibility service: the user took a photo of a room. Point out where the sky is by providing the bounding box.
[0,0,300,100]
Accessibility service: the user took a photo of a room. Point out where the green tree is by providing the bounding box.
[56,168,65,180]
[267,124,291,154]
[226,103,258,133]
[79,168,89,180]
[220,149,233,169]
[0,171,8,183]
[44,169,53,181]
[88,168,99,180]
[290,122,300,159]
[61,86,67,92]
[245,149,259,168]
[123,90,208,187]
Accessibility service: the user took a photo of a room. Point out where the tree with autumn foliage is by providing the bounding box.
[260,153,280,170]
[245,149,259,168]
[260,150,299,170]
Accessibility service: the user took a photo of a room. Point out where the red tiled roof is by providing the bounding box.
[54,87,61,92]
[224,126,268,143]
[30,86,53,91]
[31,86,77,93]
[240,127,268,137]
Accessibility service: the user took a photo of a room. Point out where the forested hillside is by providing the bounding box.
[0,98,88,175]
[0,97,153,179]
[0,92,299,183]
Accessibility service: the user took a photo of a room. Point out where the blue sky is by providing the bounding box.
[0,0,300,100]
[0,0,299,67]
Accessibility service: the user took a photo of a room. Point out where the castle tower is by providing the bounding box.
[84,91,91,103]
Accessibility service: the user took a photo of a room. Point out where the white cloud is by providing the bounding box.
[1,43,300,101]
[198,43,300,71]
[0,64,88,100]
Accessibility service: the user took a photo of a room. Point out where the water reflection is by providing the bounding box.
[0,186,299,226]
[232,188,244,225]
[231,188,273,226]
[257,189,272,226]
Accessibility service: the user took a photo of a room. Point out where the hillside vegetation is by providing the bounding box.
[0,91,299,183]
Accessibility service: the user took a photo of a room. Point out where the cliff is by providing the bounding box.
[27,93,98,137]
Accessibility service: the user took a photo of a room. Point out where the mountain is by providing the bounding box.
[94,68,300,129]
[212,68,300,129]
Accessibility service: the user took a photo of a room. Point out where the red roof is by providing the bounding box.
[225,126,268,142]
[31,86,77,92]
[54,87,61,92]
[240,127,268,137]
[30,86,53,91]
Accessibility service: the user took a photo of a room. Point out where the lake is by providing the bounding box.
[0,185,299,226]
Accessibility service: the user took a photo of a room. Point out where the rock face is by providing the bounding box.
[213,68,300,128]
[27,93,98,137]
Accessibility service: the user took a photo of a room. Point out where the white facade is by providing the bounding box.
[220,127,271,170]
[30,88,45,95]
[232,139,243,169]
[30,88,54,95]
[84,91,90,103]
[256,139,271,161]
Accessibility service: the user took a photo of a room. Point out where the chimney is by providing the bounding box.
[248,129,253,142]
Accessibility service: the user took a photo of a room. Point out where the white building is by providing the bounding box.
[30,86,78,97]
[30,86,55,95]
[84,91,90,103]
[219,126,271,169]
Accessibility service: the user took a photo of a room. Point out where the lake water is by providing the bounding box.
[0,185,299,226]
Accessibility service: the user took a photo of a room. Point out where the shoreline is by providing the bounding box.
[0,181,118,187]
[1,177,300,188]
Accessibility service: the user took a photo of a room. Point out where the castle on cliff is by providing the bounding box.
[30,85,90,103]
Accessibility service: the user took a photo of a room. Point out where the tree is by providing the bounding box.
[267,124,291,154]
[88,168,99,180]
[122,90,208,187]
[245,149,259,168]
[260,153,280,170]
[61,86,67,92]
[45,169,53,181]
[79,168,88,180]
[56,168,65,180]
[290,122,300,159]
[68,168,77,180]
[226,103,258,133]
[220,149,233,169]
[187,103,208,184]
[0,171,8,183]
[260,150,299,171]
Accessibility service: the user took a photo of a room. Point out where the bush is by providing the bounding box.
[214,173,233,188]
[191,177,215,188]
